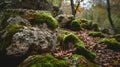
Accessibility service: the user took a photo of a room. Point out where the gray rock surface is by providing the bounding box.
[7,16,31,26]
[6,24,60,56]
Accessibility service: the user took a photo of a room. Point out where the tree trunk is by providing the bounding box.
[106,0,116,34]
[70,0,80,18]
[70,0,75,18]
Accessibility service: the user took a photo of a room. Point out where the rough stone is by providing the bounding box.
[6,24,60,56]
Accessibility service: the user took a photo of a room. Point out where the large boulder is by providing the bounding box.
[6,25,60,56]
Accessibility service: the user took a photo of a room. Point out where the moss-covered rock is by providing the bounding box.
[62,34,96,61]
[56,14,74,28]
[72,54,98,67]
[76,45,96,61]
[69,19,99,31]
[69,20,82,31]
[0,12,31,30]
[19,54,69,67]
[115,34,120,42]
[0,24,23,51]
[63,34,85,49]
[31,11,58,29]
[98,39,120,51]
[88,32,105,38]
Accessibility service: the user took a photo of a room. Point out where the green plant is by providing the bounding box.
[31,11,58,29]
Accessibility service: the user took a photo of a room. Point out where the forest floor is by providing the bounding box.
[76,29,120,67]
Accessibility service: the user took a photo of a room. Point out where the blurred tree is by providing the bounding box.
[106,0,116,34]
[70,0,83,18]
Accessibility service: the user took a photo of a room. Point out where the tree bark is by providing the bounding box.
[70,0,75,18]
[106,0,116,34]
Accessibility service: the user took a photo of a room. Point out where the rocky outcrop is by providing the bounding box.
[6,24,60,56]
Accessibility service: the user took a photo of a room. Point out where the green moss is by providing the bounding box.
[31,11,58,29]
[5,24,23,35]
[69,20,81,31]
[19,54,69,67]
[115,34,120,42]
[72,54,98,67]
[76,45,96,61]
[60,30,70,35]
[98,39,120,51]
[63,34,85,47]
[69,19,95,31]
[88,32,105,38]
[0,24,23,51]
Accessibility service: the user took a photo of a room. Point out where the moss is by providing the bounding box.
[19,54,69,67]
[60,30,70,35]
[5,24,23,35]
[98,39,120,51]
[88,32,105,38]
[69,19,96,31]
[69,20,82,31]
[76,45,96,61]
[72,54,98,67]
[115,34,120,42]
[31,11,58,29]
[63,34,85,48]
[0,24,23,51]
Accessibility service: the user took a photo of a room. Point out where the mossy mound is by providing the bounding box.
[31,11,58,29]
[62,34,96,61]
[76,45,96,61]
[98,39,120,51]
[72,54,98,67]
[69,20,82,31]
[115,34,120,42]
[69,19,98,31]
[0,24,23,51]
[88,32,105,38]
[19,54,69,67]
[63,34,85,48]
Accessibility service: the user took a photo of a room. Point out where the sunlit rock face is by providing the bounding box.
[6,25,60,56]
